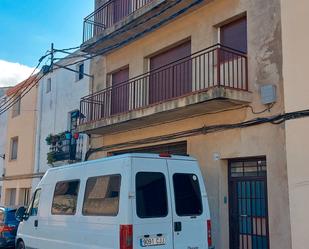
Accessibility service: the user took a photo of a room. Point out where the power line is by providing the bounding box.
[85,109,309,160]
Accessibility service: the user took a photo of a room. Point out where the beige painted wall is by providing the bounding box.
[2,86,38,206]
[281,1,309,248]
[89,0,292,248]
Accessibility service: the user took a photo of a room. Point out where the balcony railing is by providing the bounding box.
[79,44,248,125]
[83,0,153,42]
[47,133,84,164]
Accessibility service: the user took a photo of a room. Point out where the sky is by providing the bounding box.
[0,0,93,87]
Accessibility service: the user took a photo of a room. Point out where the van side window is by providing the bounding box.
[51,180,80,215]
[173,173,203,216]
[136,172,168,218]
[27,189,42,216]
[82,174,121,216]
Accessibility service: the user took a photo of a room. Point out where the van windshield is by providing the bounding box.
[136,172,168,218]
[173,173,203,216]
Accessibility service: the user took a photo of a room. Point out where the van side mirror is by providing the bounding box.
[15,206,27,222]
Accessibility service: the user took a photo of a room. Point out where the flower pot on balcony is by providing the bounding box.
[65,132,72,140]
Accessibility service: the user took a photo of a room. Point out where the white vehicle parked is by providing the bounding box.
[15,153,212,249]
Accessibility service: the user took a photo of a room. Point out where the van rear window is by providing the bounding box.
[173,173,203,216]
[52,180,80,215]
[136,172,168,218]
[82,174,121,216]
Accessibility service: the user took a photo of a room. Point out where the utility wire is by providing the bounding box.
[85,109,309,160]
[0,56,50,115]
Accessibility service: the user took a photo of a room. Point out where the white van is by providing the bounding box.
[15,153,212,249]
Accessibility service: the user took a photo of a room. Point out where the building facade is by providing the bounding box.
[281,1,309,249]
[1,76,38,207]
[78,0,295,249]
[0,87,12,204]
[32,52,91,189]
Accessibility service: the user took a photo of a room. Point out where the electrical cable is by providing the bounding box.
[0,53,50,110]
[0,0,204,113]
[84,109,309,160]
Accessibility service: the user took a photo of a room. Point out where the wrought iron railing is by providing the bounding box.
[83,0,153,42]
[79,44,248,125]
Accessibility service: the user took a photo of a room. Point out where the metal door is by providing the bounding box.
[228,158,270,249]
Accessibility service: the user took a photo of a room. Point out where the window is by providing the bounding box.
[6,189,16,206]
[10,137,18,160]
[83,174,121,216]
[12,95,21,117]
[77,63,84,81]
[27,189,41,216]
[173,173,203,216]
[220,17,247,53]
[51,180,80,215]
[136,172,168,218]
[69,110,79,132]
[46,78,51,93]
[19,188,31,206]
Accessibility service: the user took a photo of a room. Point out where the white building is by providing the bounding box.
[0,87,11,203]
[32,52,91,189]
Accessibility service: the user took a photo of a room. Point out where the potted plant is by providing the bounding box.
[64,131,72,140]
[47,151,56,165]
[45,134,52,145]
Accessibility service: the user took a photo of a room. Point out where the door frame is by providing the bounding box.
[228,157,270,249]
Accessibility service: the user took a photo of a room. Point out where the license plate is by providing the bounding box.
[140,236,166,247]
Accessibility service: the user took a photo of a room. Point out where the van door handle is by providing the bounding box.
[34,220,38,227]
[174,222,182,232]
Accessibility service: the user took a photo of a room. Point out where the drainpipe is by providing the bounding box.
[33,77,44,189]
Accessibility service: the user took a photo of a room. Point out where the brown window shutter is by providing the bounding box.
[149,41,192,104]
[111,67,129,115]
[221,17,247,53]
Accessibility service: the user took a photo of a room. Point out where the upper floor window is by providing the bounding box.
[46,78,51,93]
[10,137,18,160]
[12,95,21,118]
[220,16,247,53]
[77,63,84,81]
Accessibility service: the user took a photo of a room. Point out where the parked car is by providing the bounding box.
[15,153,212,249]
[0,207,19,248]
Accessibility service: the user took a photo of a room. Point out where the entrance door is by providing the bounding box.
[229,158,270,249]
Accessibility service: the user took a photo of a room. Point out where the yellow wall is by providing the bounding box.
[89,0,292,248]
[2,85,38,206]
[281,1,309,248]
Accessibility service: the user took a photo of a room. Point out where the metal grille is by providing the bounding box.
[110,141,187,156]
[229,158,270,249]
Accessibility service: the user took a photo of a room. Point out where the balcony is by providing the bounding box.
[78,44,252,134]
[46,132,83,165]
[81,0,211,53]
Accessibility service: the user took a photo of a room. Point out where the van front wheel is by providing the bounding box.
[17,240,25,249]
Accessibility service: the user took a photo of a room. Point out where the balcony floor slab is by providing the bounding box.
[78,87,252,135]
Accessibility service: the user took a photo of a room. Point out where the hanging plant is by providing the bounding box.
[45,134,52,145]
[64,131,72,140]
[47,151,56,164]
